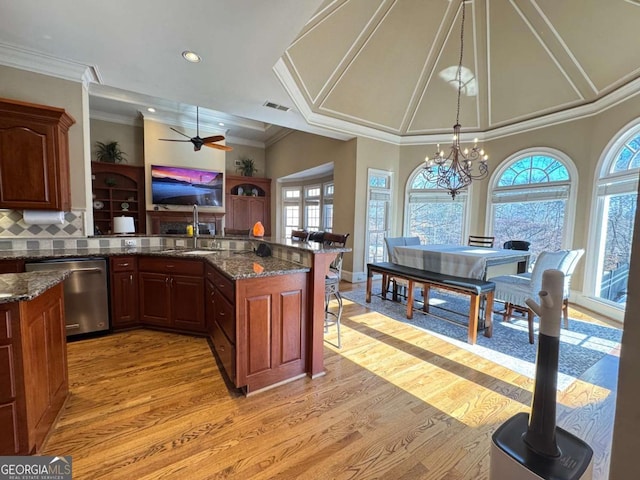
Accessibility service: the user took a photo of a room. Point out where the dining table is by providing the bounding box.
[393,244,531,280]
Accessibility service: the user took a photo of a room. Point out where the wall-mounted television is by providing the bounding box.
[151,165,223,206]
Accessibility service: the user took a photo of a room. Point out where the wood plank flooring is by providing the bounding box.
[42,284,619,480]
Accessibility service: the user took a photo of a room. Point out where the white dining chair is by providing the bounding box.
[489,250,570,343]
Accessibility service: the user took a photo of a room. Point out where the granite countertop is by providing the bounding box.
[0,270,70,304]
[0,246,311,280]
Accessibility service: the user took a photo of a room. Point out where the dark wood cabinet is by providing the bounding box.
[0,259,25,274]
[138,257,205,333]
[207,262,308,393]
[0,98,75,211]
[225,175,271,236]
[235,273,307,393]
[0,282,67,455]
[92,163,146,235]
[110,256,139,330]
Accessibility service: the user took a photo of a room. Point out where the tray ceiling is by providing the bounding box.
[280,0,640,138]
[0,0,639,144]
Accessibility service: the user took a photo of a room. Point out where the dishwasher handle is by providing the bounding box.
[69,267,103,274]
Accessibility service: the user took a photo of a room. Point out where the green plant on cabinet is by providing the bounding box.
[95,141,127,163]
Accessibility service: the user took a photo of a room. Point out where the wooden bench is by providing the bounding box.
[366,262,496,344]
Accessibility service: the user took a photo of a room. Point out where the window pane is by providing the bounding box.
[369,175,389,188]
[498,156,569,187]
[407,201,463,245]
[305,205,320,230]
[323,204,333,232]
[284,189,300,199]
[306,187,320,197]
[612,133,640,173]
[596,192,636,306]
[367,198,389,262]
[493,200,565,256]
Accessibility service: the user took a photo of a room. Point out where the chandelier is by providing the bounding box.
[423,0,488,200]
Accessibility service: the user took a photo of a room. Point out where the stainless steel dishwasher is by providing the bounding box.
[25,257,109,337]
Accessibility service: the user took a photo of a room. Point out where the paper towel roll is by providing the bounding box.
[23,210,65,225]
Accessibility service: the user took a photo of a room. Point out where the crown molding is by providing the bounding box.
[90,111,142,127]
[0,42,101,87]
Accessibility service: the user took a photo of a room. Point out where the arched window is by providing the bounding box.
[405,168,468,244]
[588,122,639,309]
[488,149,577,257]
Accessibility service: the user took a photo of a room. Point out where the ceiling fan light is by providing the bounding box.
[182,50,202,63]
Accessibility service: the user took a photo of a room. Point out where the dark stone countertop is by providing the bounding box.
[0,246,311,280]
[0,270,70,304]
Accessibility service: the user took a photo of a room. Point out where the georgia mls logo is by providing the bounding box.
[48,457,71,474]
[0,455,72,480]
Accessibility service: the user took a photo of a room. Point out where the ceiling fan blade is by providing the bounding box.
[201,135,225,143]
[204,143,233,151]
[158,138,191,142]
[169,127,192,139]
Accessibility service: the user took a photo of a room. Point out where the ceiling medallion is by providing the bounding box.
[423,0,488,200]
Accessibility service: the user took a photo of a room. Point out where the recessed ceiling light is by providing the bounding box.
[182,50,202,63]
[147,107,156,113]
[218,122,225,126]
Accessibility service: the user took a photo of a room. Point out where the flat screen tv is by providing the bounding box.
[151,165,223,206]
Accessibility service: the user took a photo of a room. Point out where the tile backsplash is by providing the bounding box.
[0,210,84,237]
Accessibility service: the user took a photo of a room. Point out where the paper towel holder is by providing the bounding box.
[113,216,135,235]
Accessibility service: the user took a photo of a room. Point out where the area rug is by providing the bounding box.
[342,287,622,391]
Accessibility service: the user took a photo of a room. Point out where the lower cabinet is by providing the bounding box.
[138,257,205,333]
[212,272,308,393]
[110,256,139,329]
[0,283,67,455]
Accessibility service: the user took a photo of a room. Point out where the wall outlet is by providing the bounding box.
[124,238,137,247]
[291,252,301,263]
[176,239,186,247]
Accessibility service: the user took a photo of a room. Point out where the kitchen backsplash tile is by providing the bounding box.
[0,210,84,237]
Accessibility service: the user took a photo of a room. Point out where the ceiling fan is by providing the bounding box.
[158,106,232,152]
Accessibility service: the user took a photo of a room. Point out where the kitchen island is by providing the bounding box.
[0,270,69,455]
[0,236,349,394]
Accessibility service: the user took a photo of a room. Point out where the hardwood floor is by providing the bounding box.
[42,283,619,479]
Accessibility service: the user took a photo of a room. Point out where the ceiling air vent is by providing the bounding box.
[264,101,290,112]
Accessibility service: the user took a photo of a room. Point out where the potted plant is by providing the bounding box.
[236,156,257,177]
[95,141,127,163]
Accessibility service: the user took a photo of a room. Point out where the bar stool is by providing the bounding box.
[323,232,349,348]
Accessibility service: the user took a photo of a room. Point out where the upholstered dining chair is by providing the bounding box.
[323,232,350,348]
[503,240,531,251]
[503,240,531,273]
[291,229,309,241]
[383,236,421,300]
[489,250,570,344]
[468,235,495,248]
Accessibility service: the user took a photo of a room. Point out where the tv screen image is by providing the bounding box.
[151,165,223,206]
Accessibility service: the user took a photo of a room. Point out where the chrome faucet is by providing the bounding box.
[192,204,199,247]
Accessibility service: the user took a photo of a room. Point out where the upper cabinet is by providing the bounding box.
[225,175,271,236]
[0,97,75,211]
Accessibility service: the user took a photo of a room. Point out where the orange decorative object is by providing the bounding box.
[252,263,264,274]
[253,221,264,237]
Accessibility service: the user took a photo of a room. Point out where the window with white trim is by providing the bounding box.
[323,182,334,232]
[489,153,575,257]
[590,126,639,308]
[406,168,467,245]
[366,170,393,263]
[304,185,321,231]
[282,187,301,239]
[281,182,334,237]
